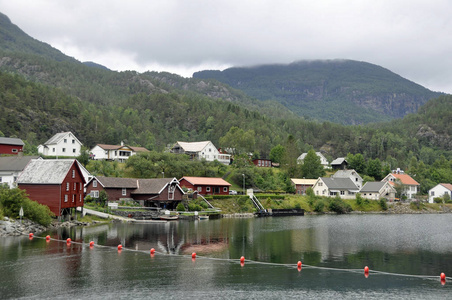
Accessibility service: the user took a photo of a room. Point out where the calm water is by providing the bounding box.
[1,214,452,299]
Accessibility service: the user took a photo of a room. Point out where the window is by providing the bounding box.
[64,195,68,202]
[64,139,67,143]
[340,191,345,195]
[72,139,75,144]
[74,182,76,190]
[53,148,55,152]
[12,149,18,153]
[93,191,99,198]
[223,187,228,192]
[62,148,66,153]
[73,149,76,153]
[431,191,435,196]
[72,170,75,178]
[93,180,97,187]
[72,194,75,202]
[66,182,69,191]
[206,187,211,192]
[80,183,83,191]
[80,194,82,202]
[197,187,202,192]
[0,177,2,183]
[122,188,127,196]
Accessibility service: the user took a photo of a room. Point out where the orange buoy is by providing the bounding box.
[66,238,71,243]
[192,252,196,259]
[46,235,50,241]
[118,244,123,250]
[29,233,33,238]
[240,256,245,263]
[364,266,369,278]
[297,261,302,268]
[150,248,155,254]
[89,241,94,247]
[441,273,446,280]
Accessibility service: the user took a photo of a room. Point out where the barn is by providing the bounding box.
[17,159,86,219]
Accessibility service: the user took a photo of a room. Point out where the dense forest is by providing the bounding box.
[194,60,441,124]
[0,11,451,196]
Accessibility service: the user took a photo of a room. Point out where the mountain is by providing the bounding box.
[193,60,442,124]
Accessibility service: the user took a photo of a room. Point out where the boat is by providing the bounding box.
[198,215,209,220]
[159,215,179,221]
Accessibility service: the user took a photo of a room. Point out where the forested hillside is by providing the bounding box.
[194,60,441,124]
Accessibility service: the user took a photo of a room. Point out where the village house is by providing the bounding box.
[252,158,272,168]
[90,142,150,162]
[38,132,82,157]
[0,156,41,188]
[312,177,359,199]
[332,169,363,189]
[297,152,329,169]
[428,183,452,203]
[291,178,317,195]
[0,137,24,155]
[17,159,86,219]
[170,141,231,165]
[382,171,420,200]
[360,181,396,201]
[85,176,184,209]
[330,157,348,170]
[179,176,231,196]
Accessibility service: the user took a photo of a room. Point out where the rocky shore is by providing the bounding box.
[0,217,103,237]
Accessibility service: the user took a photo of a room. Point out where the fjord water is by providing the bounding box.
[1,214,451,299]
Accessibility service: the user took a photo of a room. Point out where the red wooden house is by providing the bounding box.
[17,159,86,218]
[179,176,231,195]
[252,158,272,168]
[0,137,24,155]
[85,176,185,209]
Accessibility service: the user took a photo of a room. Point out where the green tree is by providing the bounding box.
[269,144,285,164]
[347,153,366,174]
[367,158,383,180]
[301,149,326,179]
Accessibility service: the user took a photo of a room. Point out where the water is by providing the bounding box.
[1,214,452,299]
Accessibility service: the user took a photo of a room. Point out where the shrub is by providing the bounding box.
[379,198,388,211]
[433,197,443,204]
[313,200,325,212]
[176,202,186,212]
[329,195,352,214]
[355,193,363,206]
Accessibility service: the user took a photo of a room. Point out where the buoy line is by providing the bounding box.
[30,234,450,284]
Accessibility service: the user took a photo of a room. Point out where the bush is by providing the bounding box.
[0,185,54,226]
[433,197,443,204]
[379,198,388,211]
[313,200,325,212]
[176,202,186,212]
[355,193,363,206]
[329,195,352,214]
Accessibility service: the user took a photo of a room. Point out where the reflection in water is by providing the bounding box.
[1,214,452,299]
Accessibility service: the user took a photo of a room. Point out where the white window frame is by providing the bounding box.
[66,182,69,191]
[64,195,68,202]
[93,180,97,187]
[206,187,211,192]
[93,190,99,198]
[223,187,228,192]
[122,188,127,196]
[197,187,202,192]
[72,170,75,178]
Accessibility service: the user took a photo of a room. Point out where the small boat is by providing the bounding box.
[159,215,179,221]
[198,215,209,220]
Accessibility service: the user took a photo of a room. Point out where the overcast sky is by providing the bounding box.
[1,0,452,93]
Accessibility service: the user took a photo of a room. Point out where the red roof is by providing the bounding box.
[180,176,231,186]
[390,173,420,186]
[440,183,452,191]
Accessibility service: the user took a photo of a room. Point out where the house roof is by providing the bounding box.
[331,157,347,165]
[360,182,387,193]
[94,176,138,188]
[133,178,180,194]
[174,141,211,152]
[0,156,41,171]
[0,137,24,146]
[291,178,317,185]
[180,176,231,186]
[388,173,420,186]
[439,183,452,191]
[320,177,359,191]
[332,169,362,180]
[17,159,80,184]
[42,132,82,146]
[94,144,149,152]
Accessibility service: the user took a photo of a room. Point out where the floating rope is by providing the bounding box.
[32,234,449,284]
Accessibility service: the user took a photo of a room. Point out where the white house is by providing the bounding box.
[0,156,41,188]
[90,142,150,162]
[360,181,396,201]
[428,183,452,203]
[297,152,329,169]
[171,141,231,165]
[312,177,360,199]
[332,169,363,189]
[38,132,82,157]
[382,172,420,200]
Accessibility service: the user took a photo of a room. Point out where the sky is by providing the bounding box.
[1,0,452,93]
